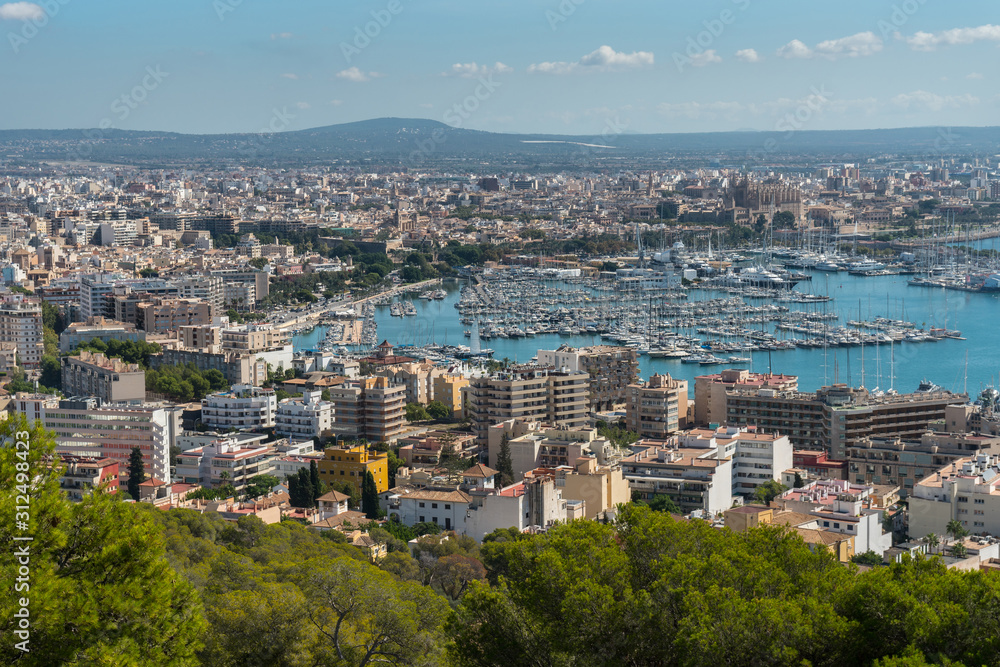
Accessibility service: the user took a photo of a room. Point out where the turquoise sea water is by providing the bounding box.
[294,272,1000,397]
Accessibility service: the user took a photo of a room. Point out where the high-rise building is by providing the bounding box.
[15,395,175,490]
[724,384,965,460]
[626,373,688,440]
[694,369,798,426]
[468,366,590,448]
[0,294,43,368]
[201,385,278,430]
[327,376,408,443]
[61,350,146,404]
[537,345,639,411]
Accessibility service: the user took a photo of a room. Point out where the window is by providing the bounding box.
[833,523,840,529]
[432,503,438,509]
[445,504,451,510]
[419,516,424,523]
[418,502,425,508]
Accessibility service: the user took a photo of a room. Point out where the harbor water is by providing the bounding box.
[294,271,1000,396]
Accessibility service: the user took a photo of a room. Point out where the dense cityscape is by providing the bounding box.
[5,1,1000,665]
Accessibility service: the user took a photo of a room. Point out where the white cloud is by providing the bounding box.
[528,45,654,74]
[296,102,310,110]
[443,62,513,78]
[0,2,44,20]
[967,72,984,79]
[891,90,979,112]
[281,73,299,80]
[906,25,1000,51]
[335,67,382,82]
[778,32,882,60]
[735,48,761,63]
[329,99,343,106]
[271,32,293,40]
[689,50,722,67]
[776,39,813,59]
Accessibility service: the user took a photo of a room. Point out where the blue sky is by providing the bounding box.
[1,0,997,135]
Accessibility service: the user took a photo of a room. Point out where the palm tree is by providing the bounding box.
[219,470,231,488]
[946,519,968,543]
[926,533,939,554]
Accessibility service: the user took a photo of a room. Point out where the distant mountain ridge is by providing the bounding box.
[0,118,997,166]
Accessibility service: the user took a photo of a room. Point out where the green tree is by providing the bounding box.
[294,556,450,666]
[751,480,788,505]
[405,402,431,422]
[0,414,206,665]
[310,459,323,500]
[426,400,451,421]
[495,433,514,488]
[128,446,146,500]
[926,533,940,554]
[362,470,382,520]
[793,472,805,488]
[851,551,884,567]
[647,494,682,515]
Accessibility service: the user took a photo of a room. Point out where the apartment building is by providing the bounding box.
[621,441,733,515]
[909,454,1000,538]
[201,385,278,430]
[174,275,225,316]
[468,366,589,448]
[275,391,334,439]
[61,350,146,404]
[847,432,1000,496]
[492,426,613,481]
[19,396,175,490]
[537,345,639,411]
[138,297,212,333]
[432,373,469,418]
[772,479,893,555]
[678,426,793,496]
[175,433,274,491]
[524,456,631,520]
[58,455,120,501]
[625,373,689,440]
[0,294,43,368]
[693,369,798,426]
[59,318,146,353]
[724,384,965,459]
[155,348,268,386]
[375,360,444,406]
[384,470,574,540]
[327,376,407,443]
[318,443,390,494]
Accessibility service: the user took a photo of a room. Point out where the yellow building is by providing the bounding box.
[318,444,389,493]
[433,373,470,418]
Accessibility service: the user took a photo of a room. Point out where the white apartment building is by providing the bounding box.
[678,426,794,496]
[773,479,893,555]
[17,395,173,490]
[201,385,278,429]
[276,391,334,438]
[909,454,1000,539]
[622,443,734,516]
[175,434,275,491]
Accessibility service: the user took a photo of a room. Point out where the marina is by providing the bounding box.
[293,265,1000,395]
